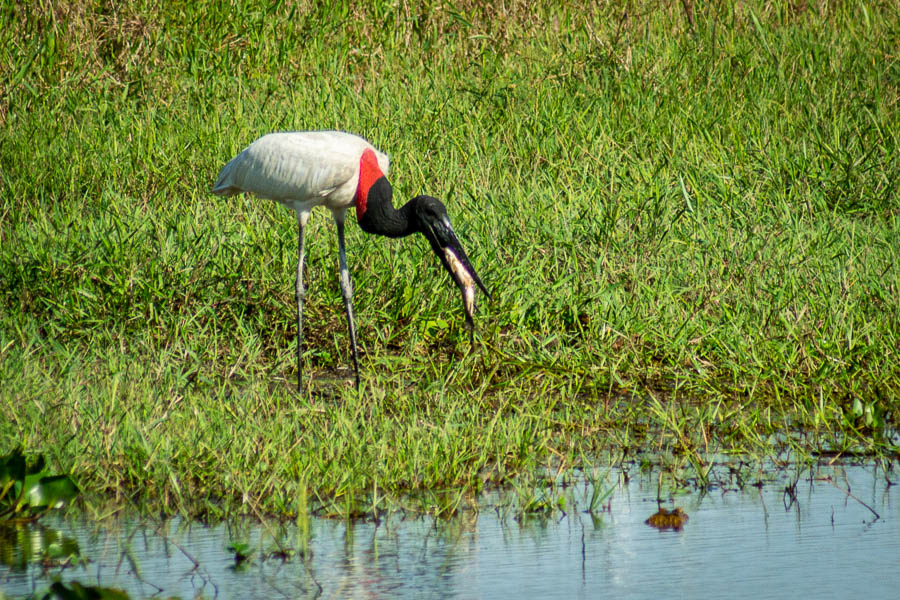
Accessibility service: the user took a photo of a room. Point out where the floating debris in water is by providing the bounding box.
[645,507,689,531]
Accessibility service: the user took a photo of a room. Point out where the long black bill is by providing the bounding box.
[422,214,491,330]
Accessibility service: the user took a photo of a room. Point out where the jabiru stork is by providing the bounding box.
[211,130,490,392]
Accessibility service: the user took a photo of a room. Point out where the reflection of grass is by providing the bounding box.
[1,2,898,518]
[0,521,83,571]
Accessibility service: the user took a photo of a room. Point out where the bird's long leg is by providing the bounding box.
[296,210,310,393]
[334,211,361,389]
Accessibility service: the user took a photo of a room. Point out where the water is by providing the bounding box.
[2,462,898,599]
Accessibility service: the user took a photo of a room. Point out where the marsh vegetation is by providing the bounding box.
[1,1,898,518]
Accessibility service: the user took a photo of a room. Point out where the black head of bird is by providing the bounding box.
[355,149,492,331]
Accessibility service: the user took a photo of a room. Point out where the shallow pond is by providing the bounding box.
[2,462,898,599]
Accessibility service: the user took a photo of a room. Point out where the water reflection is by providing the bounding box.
[1,463,897,599]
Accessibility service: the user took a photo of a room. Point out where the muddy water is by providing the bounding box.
[2,462,898,599]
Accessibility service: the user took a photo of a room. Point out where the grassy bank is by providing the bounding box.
[1,1,898,517]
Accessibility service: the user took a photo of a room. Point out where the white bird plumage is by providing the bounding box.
[212,131,390,214]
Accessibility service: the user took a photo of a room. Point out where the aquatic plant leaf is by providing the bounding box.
[46,580,131,600]
[227,542,253,562]
[45,537,82,561]
[26,454,47,476]
[0,447,26,487]
[0,449,27,512]
[24,475,80,509]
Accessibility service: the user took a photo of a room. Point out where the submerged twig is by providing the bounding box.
[829,479,880,521]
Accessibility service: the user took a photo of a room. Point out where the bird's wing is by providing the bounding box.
[211,132,376,202]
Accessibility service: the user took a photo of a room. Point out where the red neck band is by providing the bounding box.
[355,148,383,219]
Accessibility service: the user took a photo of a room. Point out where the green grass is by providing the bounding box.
[1,0,899,518]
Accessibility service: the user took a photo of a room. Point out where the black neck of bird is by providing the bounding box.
[358,177,419,239]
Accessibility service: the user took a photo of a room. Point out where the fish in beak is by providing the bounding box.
[413,196,491,334]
